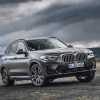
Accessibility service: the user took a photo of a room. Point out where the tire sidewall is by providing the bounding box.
[29,64,46,87]
[1,68,10,86]
[76,72,95,82]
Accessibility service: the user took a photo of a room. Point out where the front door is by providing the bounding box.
[14,41,29,76]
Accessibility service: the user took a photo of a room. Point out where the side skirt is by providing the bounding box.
[10,76,30,80]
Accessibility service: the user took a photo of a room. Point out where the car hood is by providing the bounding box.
[29,47,92,55]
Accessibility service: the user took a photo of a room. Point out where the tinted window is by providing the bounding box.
[17,42,26,52]
[9,43,17,55]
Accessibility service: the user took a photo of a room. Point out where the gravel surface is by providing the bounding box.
[0,63,100,100]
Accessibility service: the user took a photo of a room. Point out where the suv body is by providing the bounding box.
[0,37,96,87]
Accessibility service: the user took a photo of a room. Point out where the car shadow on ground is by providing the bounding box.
[0,80,85,91]
[1,76,99,91]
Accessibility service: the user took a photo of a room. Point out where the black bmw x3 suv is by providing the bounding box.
[0,37,96,87]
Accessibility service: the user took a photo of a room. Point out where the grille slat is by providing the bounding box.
[76,53,87,62]
[68,55,70,62]
[61,53,87,63]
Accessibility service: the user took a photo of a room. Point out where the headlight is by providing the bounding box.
[40,55,59,61]
[87,51,94,58]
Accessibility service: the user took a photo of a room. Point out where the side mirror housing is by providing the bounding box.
[68,45,73,48]
[17,49,25,54]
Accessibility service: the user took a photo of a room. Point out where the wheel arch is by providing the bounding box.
[29,60,42,73]
[28,60,47,77]
[0,65,7,74]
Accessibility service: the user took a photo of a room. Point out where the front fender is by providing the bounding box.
[28,59,48,77]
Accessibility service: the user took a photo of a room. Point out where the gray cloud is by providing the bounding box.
[0,0,41,5]
[0,0,100,53]
[54,19,100,43]
[0,0,100,36]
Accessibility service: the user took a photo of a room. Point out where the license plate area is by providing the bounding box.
[68,62,84,69]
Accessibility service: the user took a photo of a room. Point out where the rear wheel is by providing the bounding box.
[1,68,14,86]
[76,72,95,82]
[30,64,46,87]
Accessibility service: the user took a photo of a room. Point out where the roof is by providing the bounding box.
[25,37,56,41]
[9,37,57,45]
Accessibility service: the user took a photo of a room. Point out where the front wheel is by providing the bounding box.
[76,72,95,82]
[30,64,46,87]
[1,68,15,86]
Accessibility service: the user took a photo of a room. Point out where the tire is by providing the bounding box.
[1,68,15,86]
[29,64,47,87]
[76,72,95,82]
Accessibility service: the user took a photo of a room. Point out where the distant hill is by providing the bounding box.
[0,54,3,59]
[89,47,100,58]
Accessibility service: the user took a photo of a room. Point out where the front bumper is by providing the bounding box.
[47,69,96,79]
[41,57,96,78]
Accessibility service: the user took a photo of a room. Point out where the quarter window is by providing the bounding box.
[5,46,10,55]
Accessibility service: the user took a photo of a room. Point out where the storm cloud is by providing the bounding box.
[0,0,100,53]
[0,0,41,5]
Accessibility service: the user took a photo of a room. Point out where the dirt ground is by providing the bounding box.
[0,63,100,100]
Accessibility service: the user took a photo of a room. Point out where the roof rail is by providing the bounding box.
[9,39,25,45]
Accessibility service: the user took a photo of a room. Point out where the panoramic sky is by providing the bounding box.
[0,0,100,53]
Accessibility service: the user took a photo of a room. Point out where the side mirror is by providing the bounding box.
[17,49,25,54]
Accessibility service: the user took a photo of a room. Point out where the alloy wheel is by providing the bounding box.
[1,68,8,84]
[30,65,44,86]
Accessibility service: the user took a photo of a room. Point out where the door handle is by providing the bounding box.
[14,57,17,59]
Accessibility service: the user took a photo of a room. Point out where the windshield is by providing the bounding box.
[26,38,67,51]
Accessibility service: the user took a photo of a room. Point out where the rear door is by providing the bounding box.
[5,42,18,76]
